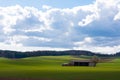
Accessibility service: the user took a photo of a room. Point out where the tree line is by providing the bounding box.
[0,50,118,59]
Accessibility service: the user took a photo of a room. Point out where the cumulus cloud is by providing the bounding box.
[0,0,120,54]
[74,37,93,46]
[73,37,120,54]
[114,13,120,20]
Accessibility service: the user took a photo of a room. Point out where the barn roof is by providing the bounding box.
[71,60,93,62]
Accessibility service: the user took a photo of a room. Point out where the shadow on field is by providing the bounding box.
[0,78,54,80]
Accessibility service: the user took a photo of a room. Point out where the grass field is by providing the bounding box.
[0,56,120,80]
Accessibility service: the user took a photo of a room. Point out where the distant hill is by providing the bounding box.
[0,50,114,59]
[115,52,120,56]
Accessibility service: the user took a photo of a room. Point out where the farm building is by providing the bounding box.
[62,60,96,67]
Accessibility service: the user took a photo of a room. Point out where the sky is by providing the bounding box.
[0,0,94,8]
[0,0,120,54]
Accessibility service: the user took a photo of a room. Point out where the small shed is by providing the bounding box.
[70,60,96,66]
[62,60,96,67]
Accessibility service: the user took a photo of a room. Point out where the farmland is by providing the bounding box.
[0,56,120,80]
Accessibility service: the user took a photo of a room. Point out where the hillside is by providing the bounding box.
[0,56,119,80]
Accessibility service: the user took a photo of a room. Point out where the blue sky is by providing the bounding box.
[0,0,94,8]
[0,0,120,54]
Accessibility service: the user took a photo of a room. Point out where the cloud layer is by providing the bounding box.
[0,0,120,54]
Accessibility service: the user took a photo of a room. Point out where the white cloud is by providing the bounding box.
[4,35,29,46]
[78,13,99,26]
[0,42,69,52]
[74,36,120,54]
[114,11,120,21]
[74,37,93,46]
[42,5,52,10]
[0,0,120,54]
[73,45,120,54]
[31,36,52,42]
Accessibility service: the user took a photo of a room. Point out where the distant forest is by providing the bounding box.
[0,50,119,59]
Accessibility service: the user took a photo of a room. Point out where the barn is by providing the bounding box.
[70,60,96,66]
[62,60,96,67]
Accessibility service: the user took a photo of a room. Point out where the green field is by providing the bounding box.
[0,56,120,80]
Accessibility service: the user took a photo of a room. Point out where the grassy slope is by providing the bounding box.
[0,56,120,80]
